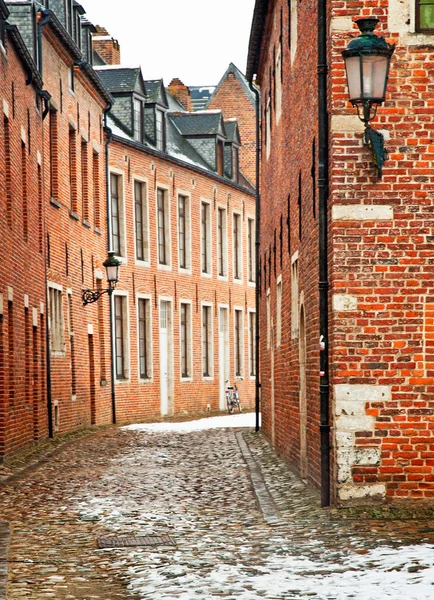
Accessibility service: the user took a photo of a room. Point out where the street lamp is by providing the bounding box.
[82,251,121,306]
[342,17,395,177]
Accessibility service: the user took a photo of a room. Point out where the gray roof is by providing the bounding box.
[144,79,168,107]
[96,67,144,95]
[170,112,225,136]
[0,0,9,20]
[224,120,241,145]
[205,63,256,109]
[92,50,106,66]
[246,0,269,82]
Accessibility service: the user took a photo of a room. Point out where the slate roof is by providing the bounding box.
[224,120,241,145]
[205,63,256,109]
[0,0,9,20]
[96,67,144,95]
[144,79,168,107]
[246,0,269,82]
[92,50,106,66]
[5,22,43,88]
[170,111,225,137]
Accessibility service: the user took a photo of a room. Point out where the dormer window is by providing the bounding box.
[134,99,143,143]
[74,11,82,49]
[217,140,224,176]
[232,146,239,183]
[156,109,165,151]
[0,18,5,52]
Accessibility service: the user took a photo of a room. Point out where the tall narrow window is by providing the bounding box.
[276,278,282,348]
[135,180,149,262]
[291,258,299,340]
[49,286,65,354]
[156,109,164,151]
[133,99,142,143]
[312,138,316,218]
[247,218,256,283]
[138,298,151,379]
[178,194,190,270]
[65,0,73,34]
[38,165,43,253]
[266,96,271,159]
[249,311,256,376]
[298,171,302,240]
[235,309,243,377]
[67,292,76,395]
[114,295,127,379]
[69,127,77,212]
[110,173,122,255]
[180,302,191,378]
[81,139,89,222]
[49,110,58,200]
[267,289,271,350]
[217,140,224,175]
[217,207,227,277]
[232,146,239,183]
[202,305,212,377]
[201,202,211,274]
[157,188,170,266]
[416,0,434,32]
[233,212,242,280]
[276,45,282,123]
[21,142,28,241]
[4,117,11,226]
[93,151,100,229]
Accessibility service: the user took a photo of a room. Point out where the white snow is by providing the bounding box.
[122,412,259,433]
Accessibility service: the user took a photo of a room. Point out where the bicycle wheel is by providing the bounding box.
[235,393,242,413]
[227,392,234,414]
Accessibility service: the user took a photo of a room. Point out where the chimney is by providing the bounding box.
[92,26,121,65]
[167,78,192,112]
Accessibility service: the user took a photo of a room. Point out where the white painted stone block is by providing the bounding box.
[338,484,386,502]
[335,431,353,448]
[24,294,29,309]
[335,384,391,404]
[37,151,42,165]
[332,205,393,221]
[336,415,376,432]
[40,302,44,314]
[331,114,365,132]
[0,293,3,315]
[95,268,103,280]
[32,307,38,327]
[88,324,94,335]
[7,287,13,302]
[333,294,358,312]
[3,99,8,118]
[335,400,367,417]
[331,16,354,31]
[353,448,381,466]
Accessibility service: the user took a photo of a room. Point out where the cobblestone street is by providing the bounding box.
[1,415,434,599]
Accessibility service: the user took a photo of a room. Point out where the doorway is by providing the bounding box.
[299,305,307,480]
[218,306,229,410]
[159,300,173,416]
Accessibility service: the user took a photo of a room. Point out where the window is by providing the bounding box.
[138,298,151,379]
[134,180,149,262]
[93,151,100,228]
[234,309,243,377]
[247,218,256,283]
[276,46,282,123]
[180,302,192,378]
[416,0,434,32]
[202,305,212,377]
[233,212,242,281]
[49,110,58,200]
[68,66,75,93]
[232,146,239,183]
[217,140,224,175]
[65,0,73,34]
[133,99,142,143]
[249,311,256,377]
[178,194,190,270]
[74,9,81,48]
[276,277,282,348]
[201,201,211,274]
[266,96,271,159]
[157,188,170,266]
[0,18,6,51]
[49,286,65,354]
[217,207,227,277]
[114,295,128,379]
[81,139,88,222]
[291,257,299,339]
[69,127,77,212]
[156,109,165,151]
[267,289,271,349]
[110,173,123,256]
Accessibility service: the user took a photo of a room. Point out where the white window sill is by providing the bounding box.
[158,263,172,272]
[115,377,131,385]
[218,275,228,282]
[181,376,193,382]
[248,280,256,288]
[201,272,212,279]
[202,376,214,381]
[139,377,153,384]
[233,278,244,285]
[135,259,150,268]
[179,267,192,275]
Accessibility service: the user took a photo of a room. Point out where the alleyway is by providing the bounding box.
[0,415,434,599]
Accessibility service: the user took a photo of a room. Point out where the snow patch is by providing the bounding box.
[122,412,259,433]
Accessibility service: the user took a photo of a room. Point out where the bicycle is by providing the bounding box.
[225,378,243,414]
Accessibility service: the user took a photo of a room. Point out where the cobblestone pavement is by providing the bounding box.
[1,417,434,599]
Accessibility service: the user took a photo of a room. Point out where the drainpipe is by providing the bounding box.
[103,104,116,424]
[318,0,331,507]
[249,81,261,433]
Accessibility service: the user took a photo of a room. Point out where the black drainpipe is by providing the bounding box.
[318,0,331,507]
[103,105,116,424]
[249,81,261,433]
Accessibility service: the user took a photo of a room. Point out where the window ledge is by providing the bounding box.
[218,275,228,282]
[201,272,212,279]
[179,267,192,275]
[158,264,172,272]
[139,377,153,384]
[50,197,62,209]
[115,377,131,385]
[135,259,151,268]
[202,376,214,381]
[233,278,244,285]
[94,227,103,235]
[69,210,80,221]
[181,376,193,382]
[82,219,91,229]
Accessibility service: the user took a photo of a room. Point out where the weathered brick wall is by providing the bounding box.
[0,32,48,456]
[109,138,256,423]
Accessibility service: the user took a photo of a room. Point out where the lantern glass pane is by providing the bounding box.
[362,55,389,100]
[344,56,362,101]
[106,265,119,283]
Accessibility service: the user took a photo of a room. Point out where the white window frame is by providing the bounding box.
[68,65,75,95]
[232,210,243,283]
[266,96,271,160]
[267,288,271,350]
[133,98,142,143]
[201,302,214,379]
[156,185,172,270]
[133,177,150,266]
[217,204,228,280]
[109,168,127,262]
[290,0,298,64]
[179,299,193,381]
[113,291,130,383]
[48,282,65,356]
[248,309,256,379]
[201,199,212,277]
[234,306,244,378]
[276,275,282,348]
[137,294,153,382]
[247,215,256,286]
[291,252,299,340]
[177,190,192,274]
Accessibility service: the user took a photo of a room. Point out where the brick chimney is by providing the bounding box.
[92,26,121,66]
[167,78,192,112]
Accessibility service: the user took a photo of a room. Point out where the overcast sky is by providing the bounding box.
[83,0,256,87]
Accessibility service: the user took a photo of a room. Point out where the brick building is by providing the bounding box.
[247,0,434,504]
[94,38,257,421]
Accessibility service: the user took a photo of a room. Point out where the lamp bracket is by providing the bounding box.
[82,287,111,306]
[364,125,387,179]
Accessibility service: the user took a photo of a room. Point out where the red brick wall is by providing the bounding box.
[92,26,120,66]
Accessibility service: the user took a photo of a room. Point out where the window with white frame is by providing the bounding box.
[247,217,256,283]
[157,187,170,266]
[180,302,192,378]
[134,180,149,262]
[233,212,242,281]
[156,109,165,151]
[201,201,211,275]
[114,295,128,379]
[217,207,227,277]
[234,309,244,377]
[49,285,65,354]
[266,95,271,160]
[138,297,151,379]
[276,45,282,123]
[249,311,256,377]
[178,194,191,270]
[133,99,143,143]
[276,277,282,347]
[202,304,212,377]
[111,172,125,257]
[291,258,299,339]
[267,289,271,350]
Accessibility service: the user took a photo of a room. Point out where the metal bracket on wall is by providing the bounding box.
[364,126,387,179]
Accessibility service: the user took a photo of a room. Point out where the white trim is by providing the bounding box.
[179,298,193,381]
[133,176,150,267]
[248,308,257,380]
[276,276,282,348]
[177,189,192,274]
[113,290,131,383]
[136,293,153,383]
[156,184,172,270]
[201,301,214,380]
[246,214,256,286]
[233,305,244,378]
[216,203,228,280]
[200,198,213,278]
[109,168,128,261]
[232,209,243,284]
[266,288,271,350]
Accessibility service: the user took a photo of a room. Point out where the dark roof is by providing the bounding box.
[43,9,82,62]
[246,0,269,82]
[5,22,43,88]
[224,120,241,145]
[96,67,144,95]
[205,63,256,109]
[0,0,9,20]
[77,62,113,104]
[92,50,106,66]
[144,79,168,107]
[170,111,225,136]
[166,118,212,171]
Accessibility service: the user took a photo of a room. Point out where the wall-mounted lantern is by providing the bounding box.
[342,17,395,177]
[82,251,121,306]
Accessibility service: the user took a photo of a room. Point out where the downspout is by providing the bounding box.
[318,0,331,507]
[249,81,261,433]
[103,104,116,424]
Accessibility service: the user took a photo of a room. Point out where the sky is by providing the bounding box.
[83,0,256,87]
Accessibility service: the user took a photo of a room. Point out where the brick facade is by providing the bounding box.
[249,0,434,504]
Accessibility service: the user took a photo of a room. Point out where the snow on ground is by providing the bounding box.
[122,412,259,432]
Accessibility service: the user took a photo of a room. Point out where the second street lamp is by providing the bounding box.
[82,251,121,306]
